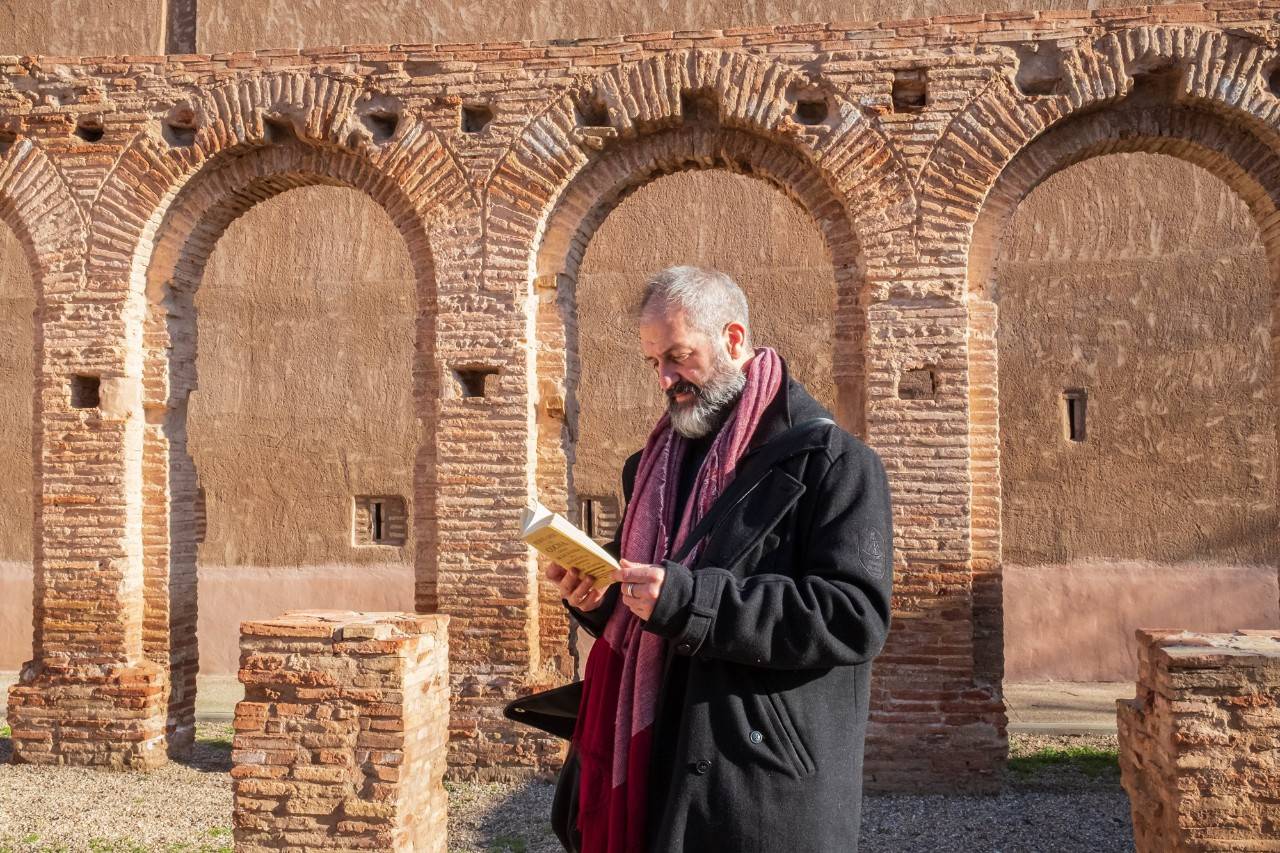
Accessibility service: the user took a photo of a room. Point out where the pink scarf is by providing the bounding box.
[572,347,783,853]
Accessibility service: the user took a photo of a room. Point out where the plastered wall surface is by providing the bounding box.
[0,1,164,56]
[997,153,1274,565]
[1,1,1241,55]
[997,153,1277,680]
[197,0,1215,53]
[189,185,418,672]
[0,220,31,669]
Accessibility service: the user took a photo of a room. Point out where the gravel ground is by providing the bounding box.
[0,725,234,852]
[0,729,1132,852]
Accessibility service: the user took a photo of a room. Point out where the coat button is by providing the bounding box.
[692,759,711,775]
[749,730,764,744]
[676,643,691,654]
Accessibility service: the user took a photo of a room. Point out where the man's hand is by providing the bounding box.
[545,562,608,611]
[615,559,666,621]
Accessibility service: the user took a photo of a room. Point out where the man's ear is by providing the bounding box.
[724,321,749,360]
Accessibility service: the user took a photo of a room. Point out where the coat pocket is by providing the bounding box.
[762,690,816,777]
[745,687,816,780]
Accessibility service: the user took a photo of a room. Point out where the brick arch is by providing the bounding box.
[87,75,472,756]
[0,139,85,670]
[492,50,914,271]
[957,106,1280,696]
[489,49,915,485]
[920,26,1280,278]
[535,126,868,499]
[490,51,911,683]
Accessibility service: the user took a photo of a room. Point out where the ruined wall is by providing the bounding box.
[573,170,836,509]
[3,0,1273,683]
[998,154,1279,681]
[3,1,1280,785]
[0,221,31,670]
[1118,629,1280,851]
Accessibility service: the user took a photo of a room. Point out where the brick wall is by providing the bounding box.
[1118,629,1280,851]
[3,3,1280,787]
[233,611,449,852]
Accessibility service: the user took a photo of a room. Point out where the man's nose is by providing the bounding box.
[658,366,679,391]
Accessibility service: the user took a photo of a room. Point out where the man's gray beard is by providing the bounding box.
[668,354,747,439]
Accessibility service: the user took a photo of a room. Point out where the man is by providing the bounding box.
[545,266,893,853]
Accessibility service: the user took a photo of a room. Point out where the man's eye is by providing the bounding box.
[673,353,689,362]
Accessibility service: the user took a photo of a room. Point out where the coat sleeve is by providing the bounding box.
[562,450,642,638]
[643,443,893,669]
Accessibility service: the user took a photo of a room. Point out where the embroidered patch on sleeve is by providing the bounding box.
[856,528,889,581]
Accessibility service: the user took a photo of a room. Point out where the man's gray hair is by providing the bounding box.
[638,266,751,346]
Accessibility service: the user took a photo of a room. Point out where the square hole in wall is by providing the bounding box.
[461,104,494,134]
[454,366,501,398]
[577,495,620,544]
[794,96,829,125]
[891,70,927,113]
[74,117,104,143]
[70,374,100,409]
[898,367,937,400]
[354,495,407,547]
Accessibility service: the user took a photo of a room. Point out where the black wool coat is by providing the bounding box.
[567,368,894,853]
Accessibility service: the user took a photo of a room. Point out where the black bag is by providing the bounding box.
[504,417,837,851]
[503,682,584,851]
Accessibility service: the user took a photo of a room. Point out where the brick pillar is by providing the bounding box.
[861,297,1008,791]
[232,611,450,852]
[1118,629,1280,852]
[7,297,168,767]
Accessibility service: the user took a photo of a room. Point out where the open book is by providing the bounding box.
[521,500,619,591]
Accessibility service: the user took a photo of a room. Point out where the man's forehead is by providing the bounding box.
[639,310,697,354]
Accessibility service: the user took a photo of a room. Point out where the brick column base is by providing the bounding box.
[5,659,168,769]
[232,610,450,852]
[1118,629,1280,852]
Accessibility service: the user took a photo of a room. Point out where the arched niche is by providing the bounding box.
[0,218,34,672]
[995,151,1278,683]
[189,184,417,680]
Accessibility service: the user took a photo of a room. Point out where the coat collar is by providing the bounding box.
[740,356,834,459]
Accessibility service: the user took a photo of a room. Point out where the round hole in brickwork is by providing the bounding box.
[74,117,104,143]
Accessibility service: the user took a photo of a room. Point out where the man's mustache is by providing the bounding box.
[667,380,703,402]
